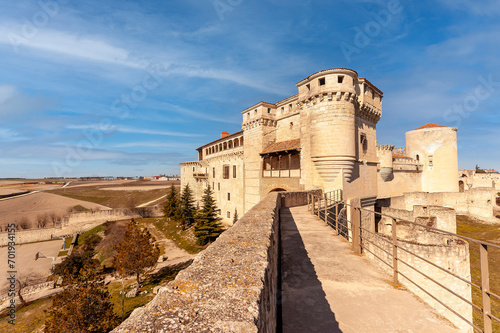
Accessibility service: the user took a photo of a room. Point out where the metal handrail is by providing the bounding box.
[309,190,499,333]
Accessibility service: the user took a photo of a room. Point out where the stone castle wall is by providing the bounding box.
[387,188,498,223]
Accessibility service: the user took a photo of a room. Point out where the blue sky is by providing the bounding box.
[0,0,499,178]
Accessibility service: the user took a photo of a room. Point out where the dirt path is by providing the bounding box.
[137,194,167,207]
[146,223,194,263]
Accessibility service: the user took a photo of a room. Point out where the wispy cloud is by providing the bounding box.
[0,128,28,142]
[0,24,143,68]
[110,141,196,149]
[437,0,500,15]
[66,124,203,137]
[0,84,55,119]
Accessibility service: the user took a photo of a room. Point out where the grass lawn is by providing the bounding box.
[75,225,103,247]
[108,280,155,320]
[0,297,52,333]
[457,215,500,332]
[151,217,203,254]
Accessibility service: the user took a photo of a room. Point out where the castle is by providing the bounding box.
[179,68,475,224]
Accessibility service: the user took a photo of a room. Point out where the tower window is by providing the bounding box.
[360,133,367,153]
[267,108,271,113]
[306,84,311,91]
[428,155,433,167]
[223,165,230,179]
[319,77,326,86]
[233,165,237,178]
[227,211,231,219]
[227,193,231,201]
[338,76,344,83]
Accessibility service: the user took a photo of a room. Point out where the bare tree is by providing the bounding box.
[17,217,31,230]
[37,214,49,228]
[49,212,61,227]
[16,269,45,306]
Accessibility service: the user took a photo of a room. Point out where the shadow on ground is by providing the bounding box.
[280,207,342,333]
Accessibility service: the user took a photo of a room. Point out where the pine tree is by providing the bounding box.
[195,186,224,246]
[163,185,180,219]
[179,184,196,227]
[112,220,160,288]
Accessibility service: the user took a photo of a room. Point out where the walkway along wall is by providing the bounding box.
[312,194,473,333]
[112,191,313,333]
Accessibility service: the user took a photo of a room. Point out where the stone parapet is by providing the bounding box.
[112,191,313,333]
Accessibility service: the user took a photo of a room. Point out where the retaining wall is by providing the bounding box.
[112,191,311,332]
[387,188,498,223]
[0,206,163,246]
[0,281,55,303]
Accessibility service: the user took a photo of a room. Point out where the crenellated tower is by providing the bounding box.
[296,68,383,194]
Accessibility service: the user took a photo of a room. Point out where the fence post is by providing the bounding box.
[311,193,316,215]
[324,193,328,224]
[480,244,492,333]
[351,205,361,254]
[335,203,339,235]
[392,218,399,286]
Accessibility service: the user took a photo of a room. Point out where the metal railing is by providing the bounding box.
[308,191,500,333]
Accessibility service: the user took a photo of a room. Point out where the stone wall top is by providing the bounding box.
[112,192,284,333]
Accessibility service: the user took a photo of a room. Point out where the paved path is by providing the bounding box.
[281,206,461,333]
[0,240,63,290]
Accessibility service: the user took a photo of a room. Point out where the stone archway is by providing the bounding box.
[459,180,465,192]
[269,188,287,193]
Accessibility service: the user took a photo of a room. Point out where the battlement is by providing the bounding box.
[377,144,395,151]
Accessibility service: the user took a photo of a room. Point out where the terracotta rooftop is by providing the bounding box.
[261,139,300,155]
[416,123,446,130]
[392,153,412,159]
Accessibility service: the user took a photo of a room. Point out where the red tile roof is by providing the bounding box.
[392,153,412,159]
[416,123,446,130]
[261,139,300,154]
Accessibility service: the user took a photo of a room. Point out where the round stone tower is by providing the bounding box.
[405,124,459,192]
[378,144,395,181]
[296,68,359,182]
